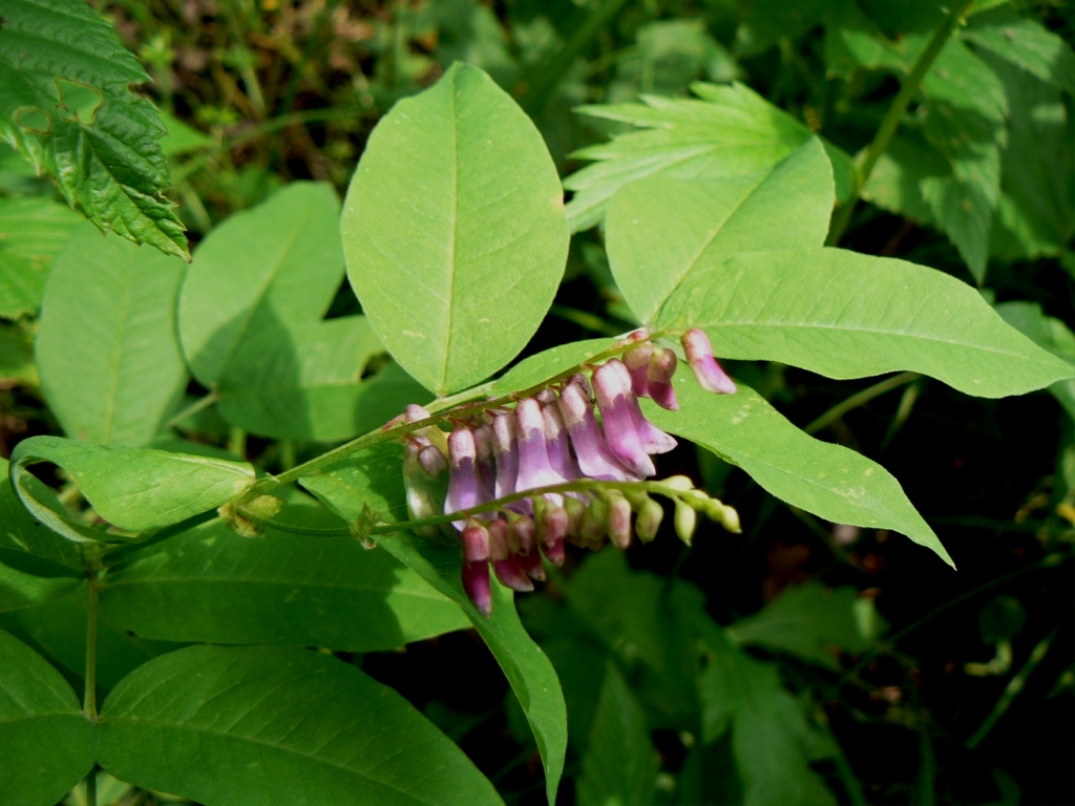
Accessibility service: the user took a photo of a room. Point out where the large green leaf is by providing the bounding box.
[0,196,81,320]
[97,644,501,805]
[0,629,96,806]
[0,0,187,258]
[36,224,188,446]
[964,6,1075,94]
[563,82,855,232]
[301,448,568,805]
[645,380,951,564]
[10,436,255,542]
[341,63,570,396]
[697,620,837,806]
[0,458,82,613]
[655,248,1074,398]
[606,138,833,324]
[100,511,469,651]
[489,338,618,396]
[996,301,1075,420]
[576,663,658,806]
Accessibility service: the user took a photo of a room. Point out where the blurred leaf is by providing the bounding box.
[10,436,255,541]
[100,511,469,651]
[987,57,1074,261]
[606,138,834,324]
[36,224,188,446]
[862,132,946,225]
[737,0,831,55]
[619,19,739,95]
[0,629,95,806]
[564,82,855,232]
[646,380,951,564]
[964,6,1075,93]
[342,63,569,396]
[97,644,502,804]
[0,323,37,385]
[419,0,519,87]
[576,662,658,806]
[0,0,187,258]
[0,457,82,613]
[158,111,213,157]
[995,301,1075,419]
[0,196,81,319]
[302,451,567,805]
[727,583,873,669]
[565,551,705,725]
[656,248,1075,398]
[698,620,837,806]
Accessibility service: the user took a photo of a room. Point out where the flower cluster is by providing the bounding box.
[397,328,739,616]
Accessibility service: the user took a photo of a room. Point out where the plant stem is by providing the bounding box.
[804,372,920,435]
[83,575,99,721]
[826,0,976,245]
[164,391,219,431]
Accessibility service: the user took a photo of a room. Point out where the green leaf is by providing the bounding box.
[488,338,618,396]
[576,663,658,806]
[0,196,81,319]
[341,63,570,396]
[655,247,1075,398]
[179,182,344,386]
[302,452,567,805]
[995,301,1075,420]
[216,317,411,441]
[0,458,82,613]
[861,132,947,226]
[964,6,1075,94]
[97,644,502,805]
[36,224,188,446]
[100,511,469,651]
[0,629,95,806]
[564,82,855,232]
[0,583,178,695]
[606,138,833,324]
[0,0,188,258]
[644,380,952,565]
[726,582,875,669]
[697,620,837,806]
[10,436,255,541]
[0,323,37,385]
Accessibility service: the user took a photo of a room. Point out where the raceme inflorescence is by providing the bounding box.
[396,328,742,615]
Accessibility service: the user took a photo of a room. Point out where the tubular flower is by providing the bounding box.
[682,328,736,394]
[392,329,743,616]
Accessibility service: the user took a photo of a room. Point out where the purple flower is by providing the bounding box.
[508,515,545,581]
[541,402,580,482]
[682,328,736,394]
[490,411,519,501]
[646,347,679,411]
[558,380,637,481]
[593,360,664,477]
[472,423,496,500]
[534,497,568,566]
[461,520,492,616]
[623,337,654,398]
[445,427,487,527]
[515,398,566,504]
[488,517,534,592]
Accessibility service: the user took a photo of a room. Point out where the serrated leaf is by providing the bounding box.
[698,620,837,806]
[606,138,833,324]
[0,196,81,319]
[36,224,188,446]
[964,6,1075,94]
[342,63,569,396]
[10,436,255,542]
[576,663,658,806]
[100,512,469,651]
[0,458,83,613]
[726,582,873,669]
[0,0,188,258]
[0,629,96,806]
[645,380,951,565]
[563,82,855,232]
[301,450,567,805]
[97,644,502,805]
[656,247,1074,398]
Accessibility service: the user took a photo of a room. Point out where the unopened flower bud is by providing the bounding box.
[682,328,736,394]
[635,497,664,542]
[579,494,610,549]
[606,492,633,550]
[537,503,568,565]
[461,520,492,616]
[646,348,679,411]
[674,500,697,545]
[404,442,448,540]
[623,340,654,397]
[488,518,533,591]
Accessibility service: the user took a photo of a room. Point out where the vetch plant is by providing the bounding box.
[0,9,1073,799]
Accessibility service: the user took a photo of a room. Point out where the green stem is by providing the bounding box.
[245,337,659,495]
[83,574,99,721]
[804,372,920,435]
[164,391,219,431]
[827,0,975,245]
